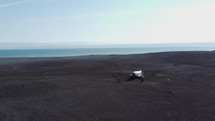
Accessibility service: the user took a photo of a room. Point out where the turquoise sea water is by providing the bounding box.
[0,47,214,57]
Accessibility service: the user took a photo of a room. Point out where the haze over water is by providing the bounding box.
[0,45,214,57]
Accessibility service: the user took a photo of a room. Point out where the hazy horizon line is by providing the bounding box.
[0,42,215,50]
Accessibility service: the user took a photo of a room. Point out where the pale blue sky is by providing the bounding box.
[0,0,215,46]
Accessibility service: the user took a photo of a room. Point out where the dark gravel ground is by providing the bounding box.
[0,51,215,121]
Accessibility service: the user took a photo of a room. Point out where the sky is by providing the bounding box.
[0,0,215,47]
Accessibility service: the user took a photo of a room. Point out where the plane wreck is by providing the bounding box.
[127,70,144,82]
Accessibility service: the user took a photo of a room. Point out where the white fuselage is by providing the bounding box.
[131,70,143,77]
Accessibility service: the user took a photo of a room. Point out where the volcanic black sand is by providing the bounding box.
[0,51,215,121]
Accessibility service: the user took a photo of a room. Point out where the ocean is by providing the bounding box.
[0,47,214,57]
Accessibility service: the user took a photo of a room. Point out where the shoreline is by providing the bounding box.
[0,50,214,58]
[0,47,214,58]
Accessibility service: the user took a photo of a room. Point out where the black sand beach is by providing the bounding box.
[0,51,215,121]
